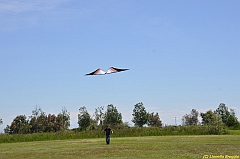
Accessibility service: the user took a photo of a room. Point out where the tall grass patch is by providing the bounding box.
[0,126,229,143]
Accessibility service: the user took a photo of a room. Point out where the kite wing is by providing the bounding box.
[106,67,129,74]
[85,68,106,76]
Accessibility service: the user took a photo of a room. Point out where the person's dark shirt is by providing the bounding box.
[104,128,111,135]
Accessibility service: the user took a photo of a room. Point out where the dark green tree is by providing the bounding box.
[0,118,2,125]
[103,104,123,127]
[37,113,47,132]
[201,110,221,125]
[226,109,239,127]
[148,112,162,127]
[132,102,149,127]
[215,103,230,125]
[78,106,91,130]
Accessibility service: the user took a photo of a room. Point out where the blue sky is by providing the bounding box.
[0,0,239,132]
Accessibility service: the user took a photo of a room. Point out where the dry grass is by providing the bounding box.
[0,135,240,159]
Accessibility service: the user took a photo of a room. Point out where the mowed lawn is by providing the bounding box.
[0,135,240,159]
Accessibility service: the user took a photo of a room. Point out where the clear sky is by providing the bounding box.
[0,0,239,132]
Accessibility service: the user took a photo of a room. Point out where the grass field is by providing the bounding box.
[0,135,240,159]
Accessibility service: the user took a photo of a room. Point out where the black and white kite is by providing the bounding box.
[85,67,129,76]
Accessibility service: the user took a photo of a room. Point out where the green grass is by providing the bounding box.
[0,135,240,159]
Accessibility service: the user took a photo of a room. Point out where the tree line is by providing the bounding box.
[182,103,239,128]
[78,102,162,131]
[3,107,70,134]
[181,103,239,134]
[1,102,239,134]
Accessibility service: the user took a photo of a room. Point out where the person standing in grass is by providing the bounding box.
[104,125,113,144]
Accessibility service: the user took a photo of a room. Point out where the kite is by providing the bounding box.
[85,67,129,76]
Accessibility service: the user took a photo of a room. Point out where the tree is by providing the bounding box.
[226,115,237,127]
[132,102,149,127]
[200,110,224,134]
[226,109,239,127]
[29,106,46,133]
[37,112,47,132]
[45,114,57,132]
[148,112,162,127]
[9,115,30,134]
[57,107,70,131]
[182,109,199,126]
[78,106,91,130]
[89,118,98,130]
[215,103,230,125]
[94,106,104,126]
[103,104,123,127]
[0,118,2,125]
[4,125,10,134]
[200,110,222,125]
